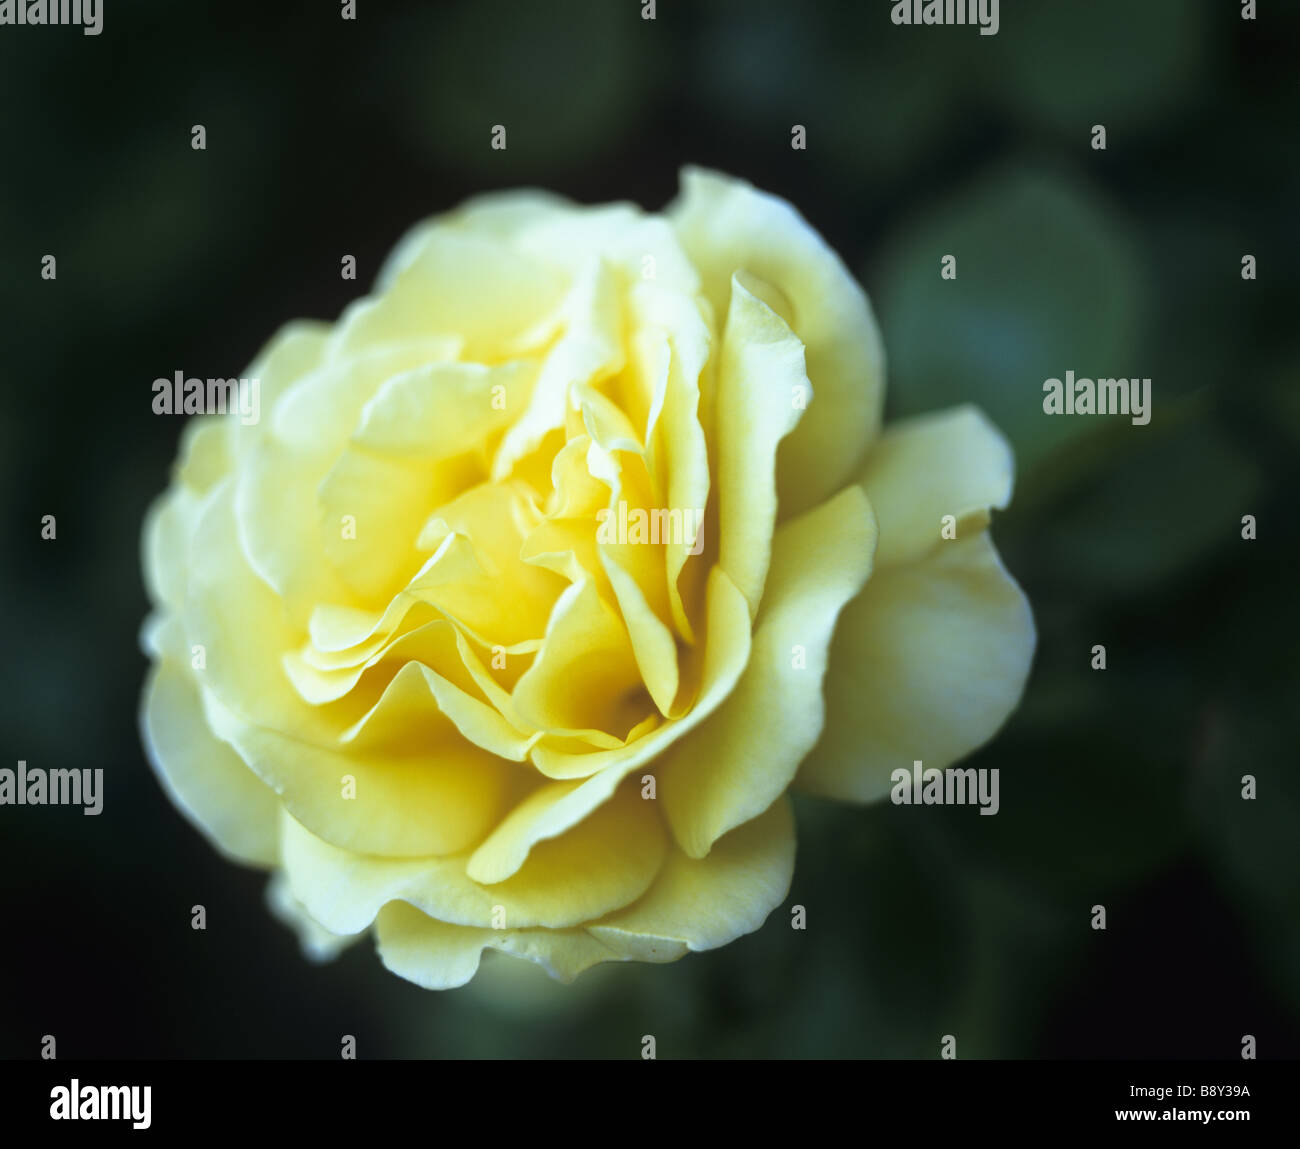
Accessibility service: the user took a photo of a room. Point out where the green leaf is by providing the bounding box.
[874,163,1147,474]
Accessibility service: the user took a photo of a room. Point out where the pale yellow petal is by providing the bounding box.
[300,533,487,665]
[797,530,1034,803]
[375,900,627,989]
[182,490,524,857]
[332,653,537,763]
[600,551,680,717]
[441,192,702,296]
[235,435,359,620]
[714,272,809,618]
[590,796,795,953]
[430,188,578,249]
[658,486,876,857]
[201,684,521,858]
[465,775,622,885]
[633,282,714,643]
[138,610,186,665]
[412,482,566,649]
[270,338,462,455]
[141,661,279,868]
[281,781,665,934]
[141,487,200,611]
[857,404,1014,568]
[231,319,331,456]
[175,412,235,492]
[266,872,361,963]
[492,258,625,478]
[184,479,334,734]
[528,564,752,779]
[332,227,565,363]
[350,359,533,460]
[317,446,462,604]
[669,166,885,518]
[465,572,754,881]
[510,579,644,738]
[374,902,492,989]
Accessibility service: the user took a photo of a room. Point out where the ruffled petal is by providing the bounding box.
[590,796,795,954]
[713,272,809,619]
[528,564,752,780]
[658,486,876,857]
[281,781,665,934]
[797,530,1034,803]
[334,226,565,363]
[855,404,1013,568]
[669,166,885,519]
[375,900,628,989]
[202,682,522,858]
[141,661,279,867]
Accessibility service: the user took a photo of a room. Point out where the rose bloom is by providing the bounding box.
[140,169,1034,989]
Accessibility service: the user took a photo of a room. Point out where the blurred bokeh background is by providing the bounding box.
[1,0,1296,1058]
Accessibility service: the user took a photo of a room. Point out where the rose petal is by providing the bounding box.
[332,227,565,363]
[590,795,795,953]
[528,564,751,780]
[856,403,1014,568]
[142,487,201,612]
[797,530,1035,803]
[202,683,521,858]
[234,319,331,452]
[658,485,876,857]
[714,272,810,619]
[492,258,625,478]
[669,166,885,518]
[352,359,533,460]
[266,872,361,963]
[141,661,279,867]
[336,654,539,764]
[318,446,470,603]
[510,579,644,738]
[600,552,680,717]
[464,569,753,885]
[634,282,714,644]
[282,781,666,934]
[375,900,627,989]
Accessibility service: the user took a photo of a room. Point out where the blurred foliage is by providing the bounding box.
[876,162,1148,471]
[0,0,1296,1059]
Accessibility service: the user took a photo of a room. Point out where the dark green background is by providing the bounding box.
[1,0,1296,1058]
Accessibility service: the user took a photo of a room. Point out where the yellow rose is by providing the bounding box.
[140,168,1034,989]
